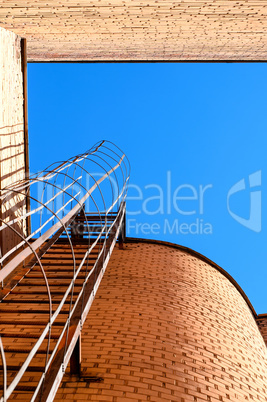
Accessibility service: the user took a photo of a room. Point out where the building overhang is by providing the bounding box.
[0,1,266,62]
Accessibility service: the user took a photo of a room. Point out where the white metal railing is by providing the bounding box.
[0,140,130,401]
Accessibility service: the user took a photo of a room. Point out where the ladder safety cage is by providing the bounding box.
[0,140,130,401]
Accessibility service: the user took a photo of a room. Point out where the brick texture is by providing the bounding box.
[257,316,267,347]
[55,241,267,401]
[0,26,27,254]
[0,2,267,61]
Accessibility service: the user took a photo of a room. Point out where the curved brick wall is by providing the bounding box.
[257,315,267,347]
[55,241,267,401]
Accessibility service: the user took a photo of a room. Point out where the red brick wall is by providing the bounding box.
[257,315,267,347]
[56,241,267,401]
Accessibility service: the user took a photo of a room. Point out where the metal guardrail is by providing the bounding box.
[0,140,130,401]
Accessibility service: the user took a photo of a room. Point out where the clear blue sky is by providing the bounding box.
[28,63,267,313]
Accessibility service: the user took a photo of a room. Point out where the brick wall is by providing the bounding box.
[0,27,27,255]
[257,315,267,347]
[1,2,267,61]
[55,241,267,401]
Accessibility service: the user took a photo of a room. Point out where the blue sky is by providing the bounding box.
[28,63,267,313]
